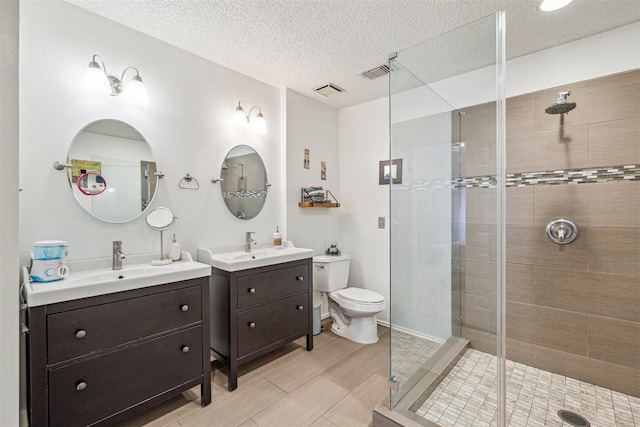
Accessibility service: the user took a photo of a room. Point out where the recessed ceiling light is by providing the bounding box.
[539,0,575,12]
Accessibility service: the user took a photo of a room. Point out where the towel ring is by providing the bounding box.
[179,173,200,190]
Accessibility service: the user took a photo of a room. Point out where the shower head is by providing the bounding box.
[545,91,576,114]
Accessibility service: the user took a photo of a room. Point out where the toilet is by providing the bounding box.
[313,254,385,344]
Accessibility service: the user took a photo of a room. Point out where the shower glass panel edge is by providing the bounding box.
[495,10,507,427]
[388,12,506,426]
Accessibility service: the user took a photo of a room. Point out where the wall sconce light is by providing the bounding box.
[233,101,267,135]
[84,54,149,106]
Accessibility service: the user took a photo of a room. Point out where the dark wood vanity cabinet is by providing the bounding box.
[210,258,313,390]
[26,277,211,427]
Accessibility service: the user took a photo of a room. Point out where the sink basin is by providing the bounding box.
[23,252,211,307]
[198,241,313,272]
[233,251,277,260]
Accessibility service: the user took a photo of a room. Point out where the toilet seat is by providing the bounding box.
[336,287,384,304]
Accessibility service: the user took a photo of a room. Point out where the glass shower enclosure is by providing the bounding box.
[388,12,506,425]
[388,10,640,427]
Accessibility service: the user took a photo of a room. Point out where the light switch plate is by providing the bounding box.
[378,217,385,229]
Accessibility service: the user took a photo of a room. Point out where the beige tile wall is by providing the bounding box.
[456,70,640,397]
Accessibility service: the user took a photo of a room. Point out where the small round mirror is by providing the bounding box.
[76,172,107,195]
[145,207,176,266]
[220,145,268,220]
[145,206,176,230]
[67,119,158,223]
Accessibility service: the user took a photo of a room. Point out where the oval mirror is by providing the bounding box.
[220,145,268,220]
[67,119,158,223]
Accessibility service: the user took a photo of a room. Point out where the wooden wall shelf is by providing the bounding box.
[298,201,340,208]
[299,188,340,208]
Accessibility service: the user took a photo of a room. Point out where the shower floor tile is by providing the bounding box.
[391,330,443,386]
[415,348,640,427]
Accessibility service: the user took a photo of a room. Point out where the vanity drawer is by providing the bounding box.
[236,263,309,309]
[237,293,309,358]
[47,285,202,364]
[48,325,203,427]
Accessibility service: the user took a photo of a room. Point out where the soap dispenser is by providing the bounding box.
[169,234,181,261]
[273,227,282,249]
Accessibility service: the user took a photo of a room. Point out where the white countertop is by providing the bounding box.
[22,251,211,307]
[198,241,313,272]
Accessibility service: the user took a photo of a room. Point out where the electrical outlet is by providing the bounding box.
[378,217,385,229]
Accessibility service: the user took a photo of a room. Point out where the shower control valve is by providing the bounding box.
[546,218,578,245]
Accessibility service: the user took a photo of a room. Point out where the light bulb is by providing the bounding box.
[233,102,248,127]
[84,61,110,95]
[251,113,267,135]
[124,75,149,106]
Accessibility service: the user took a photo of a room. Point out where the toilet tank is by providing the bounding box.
[313,254,350,292]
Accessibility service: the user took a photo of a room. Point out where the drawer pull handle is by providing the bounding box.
[181,345,190,353]
[297,305,304,311]
[248,288,256,293]
[75,329,87,339]
[180,304,189,312]
[76,381,87,391]
[248,322,256,328]
[296,276,304,282]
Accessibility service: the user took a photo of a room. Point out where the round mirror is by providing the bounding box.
[145,206,176,230]
[67,119,158,223]
[220,145,268,220]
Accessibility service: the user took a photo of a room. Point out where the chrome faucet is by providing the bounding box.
[112,241,125,270]
[245,232,257,252]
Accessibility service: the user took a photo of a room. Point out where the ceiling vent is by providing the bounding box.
[360,64,390,80]
[313,82,345,97]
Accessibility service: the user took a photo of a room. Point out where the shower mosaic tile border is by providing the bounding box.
[392,165,640,191]
[458,164,640,189]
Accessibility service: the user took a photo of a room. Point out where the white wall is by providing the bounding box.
[0,1,20,424]
[18,4,284,425]
[338,97,390,323]
[19,1,284,268]
[431,22,640,111]
[285,89,340,315]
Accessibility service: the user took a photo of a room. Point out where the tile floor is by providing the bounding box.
[117,319,390,427]
[390,330,442,387]
[416,348,640,427]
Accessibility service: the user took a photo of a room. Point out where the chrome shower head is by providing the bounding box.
[545,91,576,114]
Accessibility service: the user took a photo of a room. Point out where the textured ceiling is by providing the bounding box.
[65,0,640,109]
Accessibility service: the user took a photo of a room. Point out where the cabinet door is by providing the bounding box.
[48,286,201,364]
[236,264,308,309]
[48,326,203,427]
[237,293,309,358]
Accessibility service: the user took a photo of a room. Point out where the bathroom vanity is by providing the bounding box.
[23,254,212,427]
[199,243,314,390]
